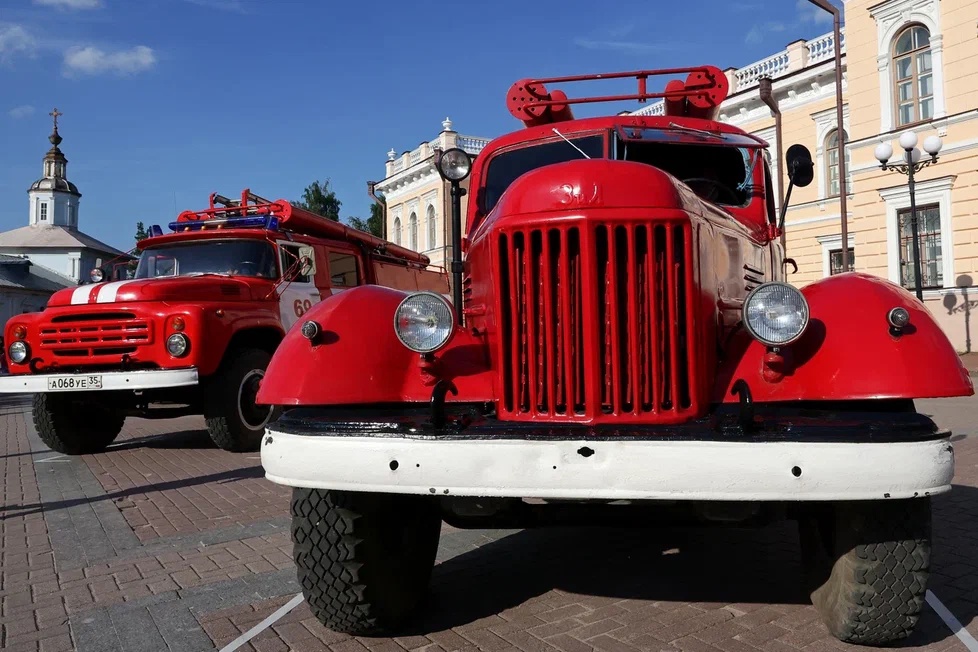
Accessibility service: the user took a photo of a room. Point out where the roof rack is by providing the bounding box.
[506,65,729,127]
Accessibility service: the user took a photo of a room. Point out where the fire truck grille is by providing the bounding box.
[39,312,153,356]
[497,222,697,422]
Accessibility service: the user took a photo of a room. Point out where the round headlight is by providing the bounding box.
[166,333,189,357]
[394,292,455,353]
[8,341,29,364]
[90,268,104,283]
[437,147,471,182]
[743,282,809,346]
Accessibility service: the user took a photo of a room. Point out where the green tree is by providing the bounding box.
[134,221,149,243]
[348,199,384,238]
[294,179,342,221]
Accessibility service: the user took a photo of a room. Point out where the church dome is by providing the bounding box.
[29,177,80,194]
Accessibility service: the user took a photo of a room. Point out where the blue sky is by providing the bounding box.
[0,0,839,253]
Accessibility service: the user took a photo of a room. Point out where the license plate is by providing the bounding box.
[46,375,103,391]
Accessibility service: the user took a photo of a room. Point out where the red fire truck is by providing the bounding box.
[0,189,448,453]
[256,68,973,644]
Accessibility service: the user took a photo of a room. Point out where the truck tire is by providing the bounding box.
[799,498,932,646]
[204,347,279,453]
[290,488,441,635]
[32,393,125,455]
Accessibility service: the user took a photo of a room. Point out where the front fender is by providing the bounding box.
[715,272,974,402]
[256,285,494,406]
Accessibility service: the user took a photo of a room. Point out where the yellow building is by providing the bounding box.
[375,118,490,272]
[632,0,978,352]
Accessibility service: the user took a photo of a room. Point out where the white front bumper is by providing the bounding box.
[260,430,955,502]
[0,368,199,393]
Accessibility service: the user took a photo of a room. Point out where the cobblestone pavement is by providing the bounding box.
[1,393,976,652]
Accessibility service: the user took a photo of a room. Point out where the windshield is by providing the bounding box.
[482,134,606,213]
[134,239,278,279]
[617,137,761,207]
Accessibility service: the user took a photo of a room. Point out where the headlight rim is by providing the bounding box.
[393,291,456,354]
[166,332,189,357]
[742,281,810,347]
[90,268,104,283]
[436,147,472,183]
[8,340,29,364]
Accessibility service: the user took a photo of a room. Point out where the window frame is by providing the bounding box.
[891,24,934,128]
[326,248,361,288]
[896,202,943,290]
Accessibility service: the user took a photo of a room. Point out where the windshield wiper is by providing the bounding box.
[667,122,727,140]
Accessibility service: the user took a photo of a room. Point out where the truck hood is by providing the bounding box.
[47,275,261,307]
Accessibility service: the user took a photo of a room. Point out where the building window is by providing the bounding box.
[40,203,48,221]
[898,203,942,289]
[393,217,401,245]
[829,248,855,275]
[824,129,850,197]
[426,204,436,250]
[893,25,933,126]
[409,212,418,251]
[67,205,75,225]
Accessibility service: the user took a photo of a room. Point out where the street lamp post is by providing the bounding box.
[874,131,943,301]
[806,0,849,273]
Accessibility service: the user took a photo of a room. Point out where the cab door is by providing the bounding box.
[277,240,321,332]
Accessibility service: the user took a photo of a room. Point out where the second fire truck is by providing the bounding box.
[0,189,448,453]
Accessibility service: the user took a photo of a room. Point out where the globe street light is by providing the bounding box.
[875,130,943,301]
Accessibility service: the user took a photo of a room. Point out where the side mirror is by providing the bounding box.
[785,144,814,188]
[297,245,316,276]
[778,144,815,231]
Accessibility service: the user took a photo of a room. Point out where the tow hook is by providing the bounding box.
[430,379,458,428]
[731,379,756,433]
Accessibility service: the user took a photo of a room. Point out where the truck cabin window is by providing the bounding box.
[134,240,278,279]
[480,130,762,215]
[483,134,606,213]
[617,136,760,208]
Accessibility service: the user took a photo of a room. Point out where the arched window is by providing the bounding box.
[825,128,850,197]
[426,205,436,250]
[393,217,401,245]
[893,24,933,126]
[409,212,418,251]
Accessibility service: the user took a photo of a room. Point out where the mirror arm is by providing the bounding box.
[777,178,796,232]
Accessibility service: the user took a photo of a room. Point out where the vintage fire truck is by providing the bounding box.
[0,189,448,453]
[256,68,973,645]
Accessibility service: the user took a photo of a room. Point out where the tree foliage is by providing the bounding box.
[294,179,342,222]
[134,221,149,243]
[348,198,385,238]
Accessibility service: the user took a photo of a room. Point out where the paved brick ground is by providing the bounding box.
[1,392,976,652]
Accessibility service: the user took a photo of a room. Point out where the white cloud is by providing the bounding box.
[574,38,676,54]
[63,45,156,76]
[0,24,36,62]
[33,0,103,8]
[8,105,35,119]
[182,0,246,12]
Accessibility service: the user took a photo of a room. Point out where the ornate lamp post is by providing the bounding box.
[874,131,943,301]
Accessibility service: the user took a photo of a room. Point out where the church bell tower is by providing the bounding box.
[28,108,82,229]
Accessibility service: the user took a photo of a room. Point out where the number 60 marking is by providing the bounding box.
[293,298,313,317]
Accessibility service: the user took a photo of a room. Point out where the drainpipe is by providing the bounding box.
[367,181,385,241]
[807,0,849,272]
[758,77,785,250]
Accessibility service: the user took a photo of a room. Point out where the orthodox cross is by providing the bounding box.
[50,108,63,129]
